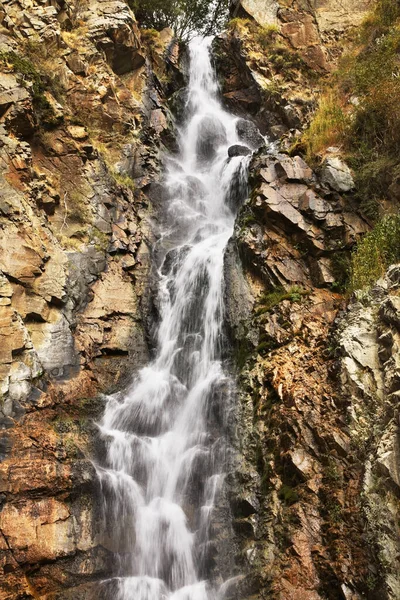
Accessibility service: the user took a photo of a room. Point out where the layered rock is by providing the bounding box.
[0,1,184,597]
[224,146,379,599]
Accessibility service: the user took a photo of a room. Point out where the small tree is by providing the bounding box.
[131,0,229,39]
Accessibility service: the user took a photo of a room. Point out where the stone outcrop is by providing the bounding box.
[0,1,185,597]
[235,151,368,289]
[231,0,372,66]
[223,145,378,599]
[337,266,400,600]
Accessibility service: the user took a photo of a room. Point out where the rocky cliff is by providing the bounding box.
[0,0,399,599]
[219,1,400,599]
[0,1,184,597]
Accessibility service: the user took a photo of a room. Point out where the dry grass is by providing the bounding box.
[302,92,349,161]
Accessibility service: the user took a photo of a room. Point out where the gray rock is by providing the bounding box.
[320,157,354,192]
[275,156,313,183]
[228,144,252,157]
[196,115,227,162]
[236,118,264,150]
[233,0,279,26]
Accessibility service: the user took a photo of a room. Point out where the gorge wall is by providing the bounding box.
[0,0,399,599]
[0,1,184,596]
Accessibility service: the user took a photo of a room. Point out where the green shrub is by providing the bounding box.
[255,23,279,47]
[350,213,400,289]
[0,50,63,127]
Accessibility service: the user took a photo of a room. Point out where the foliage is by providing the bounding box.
[350,213,400,290]
[278,484,299,506]
[130,0,229,39]
[330,252,352,292]
[256,286,309,314]
[255,23,279,47]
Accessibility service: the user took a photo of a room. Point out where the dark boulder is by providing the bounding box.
[236,118,265,149]
[196,115,227,162]
[228,144,252,158]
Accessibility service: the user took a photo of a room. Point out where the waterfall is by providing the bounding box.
[96,36,252,600]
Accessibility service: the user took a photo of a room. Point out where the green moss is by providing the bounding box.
[256,339,278,355]
[112,170,136,191]
[327,500,343,523]
[234,336,254,370]
[278,483,299,506]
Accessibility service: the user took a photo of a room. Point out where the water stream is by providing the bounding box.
[97,36,252,600]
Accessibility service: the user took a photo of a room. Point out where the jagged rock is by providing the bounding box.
[298,189,330,220]
[379,296,400,331]
[67,125,88,141]
[67,52,89,76]
[228,144,252,157]
[275,156,313,182]
[320,157,354,192]
[86,0,145,75]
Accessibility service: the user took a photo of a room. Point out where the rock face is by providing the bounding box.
[0,1,395,599]
[232,0,371,63]
[232,0,279,26]
[217,0,371,143]
[223,146,378,599]
[337,267,400,600]
[0,1,185,597]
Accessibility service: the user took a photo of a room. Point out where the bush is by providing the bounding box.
[131,0,229,39]
[350,213,400,289]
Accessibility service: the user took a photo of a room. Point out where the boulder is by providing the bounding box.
[275,156,313,182]
[228,144,252,157]
[234,0,279,26]
[236,118,265,149]
[320,157,354,192]
[196,115,227,162]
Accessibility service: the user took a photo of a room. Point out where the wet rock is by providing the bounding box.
[196,115,227,162]
[235,118,264,149]
[228,144,252,157]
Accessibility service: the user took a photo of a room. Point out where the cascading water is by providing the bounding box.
[96,36,254,600]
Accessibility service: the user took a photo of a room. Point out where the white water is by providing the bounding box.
[97,37,251,600]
